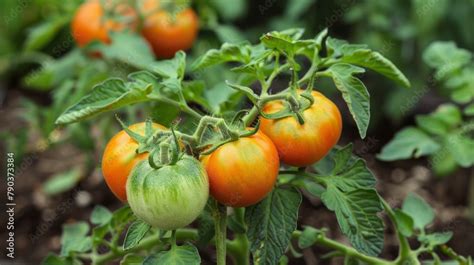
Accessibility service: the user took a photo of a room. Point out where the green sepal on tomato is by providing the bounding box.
[126,155,209,230]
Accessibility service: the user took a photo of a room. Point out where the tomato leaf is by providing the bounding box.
[423,41,471,74]
[315,144,376,191]
[55,71,157,125]
[23,50,84,91]
[90,205,113,226]
[377,127,441,161]
[60,222,92,257]
[123,220,151,250]
[245,187,302,265]
[42,168,82,196]
[321,63,370,138]
[393,209,414,237]
[99,32,155,70]
[320,186,384,256]
[418,232,453,248]
[143,243,201,265]
[23,16,68,51]
[401,193,434,230]
[326,37,410,88]
[191,43,251,70]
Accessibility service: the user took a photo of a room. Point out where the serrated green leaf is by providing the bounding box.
[419,232,453,248]
[402,193,434,229]
[90,205,112,226]
[339,49,410,88]
[246,187,302,265]
[123,220,151,250]
[317,144,376,191]
[60,222,92,256]
[143,244,200,265]
[298,226,324,249]
[23,50,84,91]
[444,133,474,167]
[24,16,68,51]
[377,127,441,161]
[325,37,410,87]
[55,72,156,125]
[99,32,155,69]
[42,168,82,196]
[110,206,134,227]
[423,41,471,74]
[322,63,370,138]
[465,104,474,116]
[214,25,246,43]
[191,43,251,70]
[151,51,186,79]
[394,209,414,237]
[320,186,384,256]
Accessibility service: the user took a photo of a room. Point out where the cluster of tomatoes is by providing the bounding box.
[72,0,199,58]
[102,91,342,229]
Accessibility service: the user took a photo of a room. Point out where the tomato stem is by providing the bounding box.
[214,201,228,265]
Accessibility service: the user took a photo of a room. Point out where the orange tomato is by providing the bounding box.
[142,7,198,58]
[203,130,279,207]
[260,90,342,167]
[101,122,165,201]
[71,0,136,47]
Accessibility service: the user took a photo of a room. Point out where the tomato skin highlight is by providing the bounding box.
[142,8,199,58]
[71,0,136,47]
[260,90,342,167]
[101,122,165,201]
[127,156,209,229]
[204,130,279,207]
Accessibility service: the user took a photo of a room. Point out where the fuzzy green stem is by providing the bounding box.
[292,230,391,265]
[148,94,203,119]
[380,199,419,265]
[93,229,198,265]
[214,203,228,265]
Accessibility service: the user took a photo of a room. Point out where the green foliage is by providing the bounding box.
[423,41,474,103]
[245,187,302,265]
[379,103,474,176]
[143,244,201,265]
[43,168,82,196]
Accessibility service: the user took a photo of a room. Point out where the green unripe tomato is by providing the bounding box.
[126,155,209,230]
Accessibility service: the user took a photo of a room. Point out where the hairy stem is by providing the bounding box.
[214,202,228,265]
[292,230,391,265]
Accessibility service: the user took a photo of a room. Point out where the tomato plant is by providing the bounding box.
[44,28,471,265]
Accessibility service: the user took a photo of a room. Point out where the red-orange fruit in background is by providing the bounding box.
[260,90,342,167]
[71,0,136,47]
[142,7,199,58]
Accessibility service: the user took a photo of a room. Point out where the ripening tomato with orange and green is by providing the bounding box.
[203,130,279,207]
[101,122,165,201]
[260,90,342,167]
